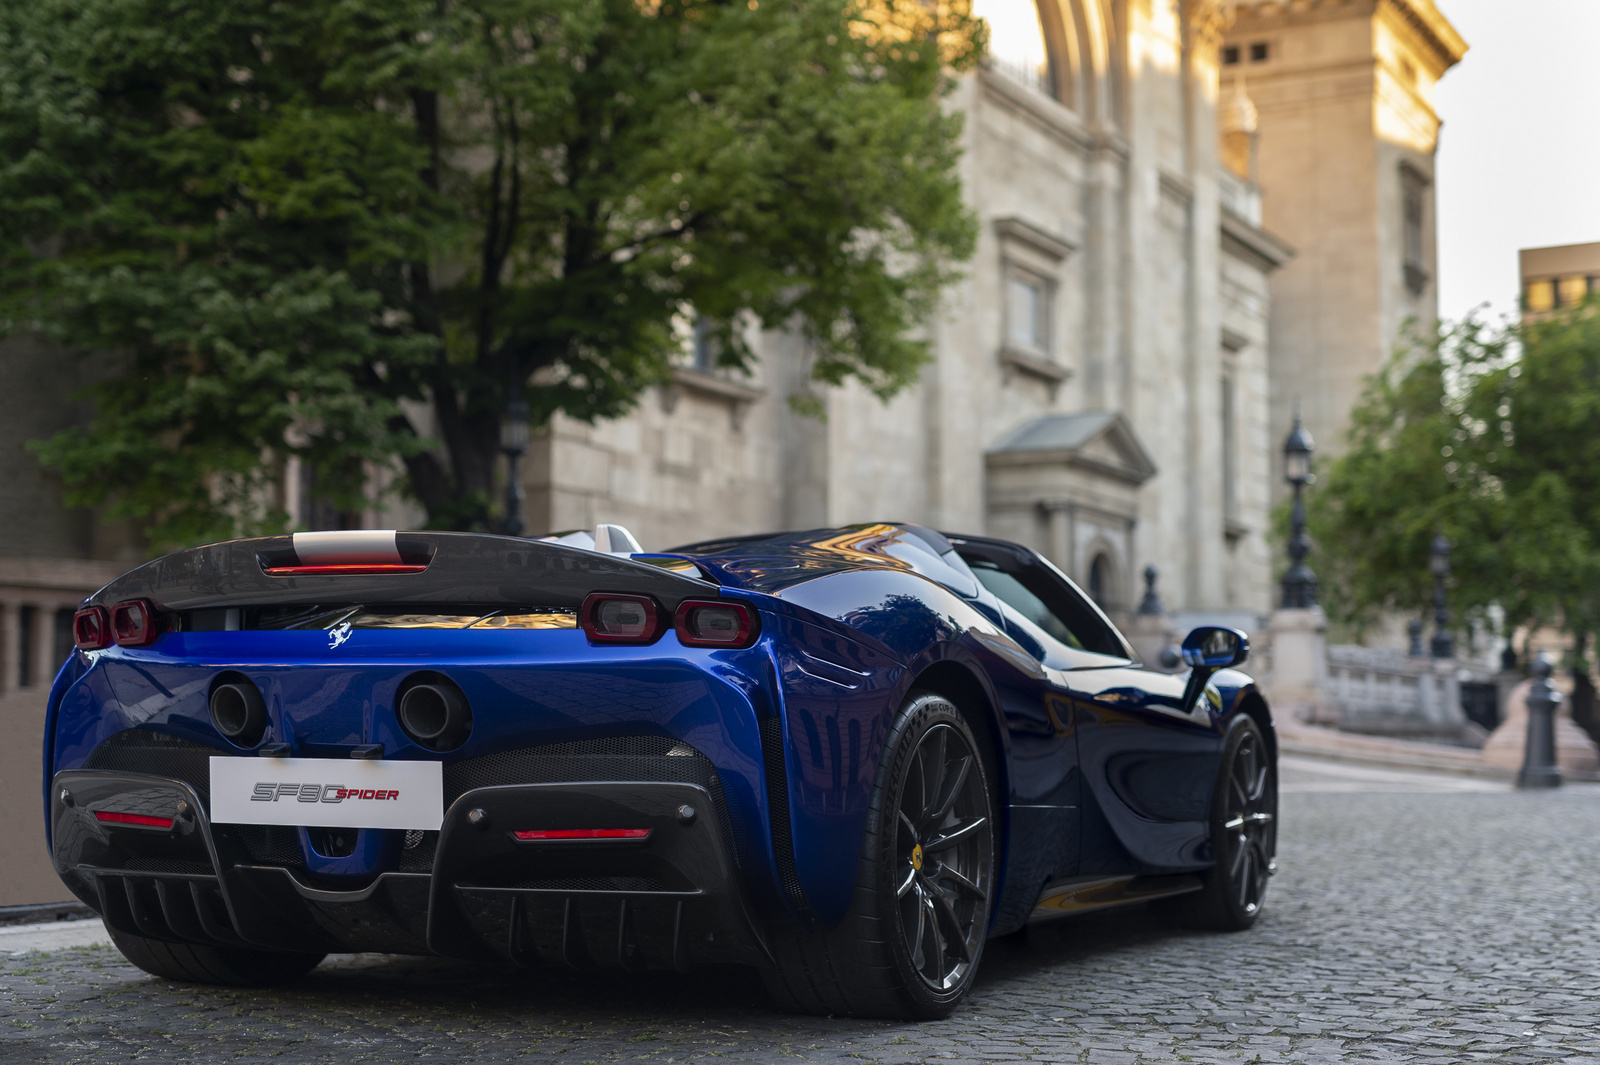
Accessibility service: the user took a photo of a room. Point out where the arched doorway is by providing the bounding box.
[1088,551,1114,611]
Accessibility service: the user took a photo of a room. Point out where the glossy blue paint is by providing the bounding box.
[46,522,1277,959]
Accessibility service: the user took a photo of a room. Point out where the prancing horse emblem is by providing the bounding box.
[328,621,354,650]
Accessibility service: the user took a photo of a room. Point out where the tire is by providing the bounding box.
[109,929,325,986]
[762,692,997,1020]
[1177,713,1277,930]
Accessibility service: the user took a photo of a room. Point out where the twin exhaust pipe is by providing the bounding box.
[208,671,472,753]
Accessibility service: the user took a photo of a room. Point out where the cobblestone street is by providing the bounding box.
[5,762,1600,1064]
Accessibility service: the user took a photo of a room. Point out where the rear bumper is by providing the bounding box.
[51,769,770,970]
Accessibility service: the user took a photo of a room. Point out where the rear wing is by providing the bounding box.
[85,531,714,613]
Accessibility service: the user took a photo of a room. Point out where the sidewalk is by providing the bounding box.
[1277,717,1600,782]
[1275,718,1513,779]
[1,917,109,955]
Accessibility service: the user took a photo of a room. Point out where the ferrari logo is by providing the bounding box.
[328,621,353,649]
[911,843,924,871]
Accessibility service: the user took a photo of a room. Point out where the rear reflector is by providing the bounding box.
[73,606,111,650]
[95,811,175,829]
[512,828,651,841]
[579,593,663,644]
[111,599,163,647]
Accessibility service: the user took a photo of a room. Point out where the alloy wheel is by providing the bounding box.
[892,722,992,992]
[1220,730,1274,916]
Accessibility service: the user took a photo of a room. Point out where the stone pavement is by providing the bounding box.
[4,759,1599,1064]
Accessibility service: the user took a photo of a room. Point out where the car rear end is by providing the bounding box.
[46,531,785,971]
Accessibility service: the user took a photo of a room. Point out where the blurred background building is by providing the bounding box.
[1520,240,1600,323]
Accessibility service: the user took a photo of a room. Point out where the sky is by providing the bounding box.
[1433,0,1600,326]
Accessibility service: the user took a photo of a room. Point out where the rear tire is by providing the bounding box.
[1176,714,1277,931]
[109,929,325,986]
[762,692,997,1019]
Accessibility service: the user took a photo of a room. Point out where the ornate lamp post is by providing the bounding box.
[1280,414,1317,609]
[500,398,530,537]
[1429,533,1452,658]
[1518,653,1563,789]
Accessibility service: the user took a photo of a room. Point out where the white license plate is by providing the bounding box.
[209,756,443,831]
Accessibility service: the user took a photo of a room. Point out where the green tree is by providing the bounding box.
[0,0,982,547]
[1307,306,1600,643]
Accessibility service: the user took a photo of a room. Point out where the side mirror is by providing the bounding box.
[1179,626,1249,713]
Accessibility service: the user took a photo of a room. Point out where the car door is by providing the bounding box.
[951,537,1218,884]
[948,537,1134,896]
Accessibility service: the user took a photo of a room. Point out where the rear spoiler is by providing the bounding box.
[85,531,714,613]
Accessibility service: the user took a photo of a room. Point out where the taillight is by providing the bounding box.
[72,606,111,650]
[674,600,757,648]
[579,594,663,644]
[111,599,164,647]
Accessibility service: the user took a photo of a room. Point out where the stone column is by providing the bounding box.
[1267,606,1328,723]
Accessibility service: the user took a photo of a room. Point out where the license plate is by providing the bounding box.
[209,756,443,831]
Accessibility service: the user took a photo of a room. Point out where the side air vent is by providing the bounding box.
[758,715,810,916]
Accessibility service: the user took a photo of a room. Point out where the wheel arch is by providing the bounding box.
[1233,686,1277,765]
[905,659,1007,803]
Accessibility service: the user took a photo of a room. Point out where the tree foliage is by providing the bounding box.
[0,0,982,547]
[1307,303,1600,642]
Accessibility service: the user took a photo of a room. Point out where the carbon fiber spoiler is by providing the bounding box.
[85,531,715,612]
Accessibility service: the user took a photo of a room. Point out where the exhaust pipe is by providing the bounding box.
[210,675,267,747]
[397,674,472,751]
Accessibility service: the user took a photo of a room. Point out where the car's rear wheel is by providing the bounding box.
[762,692,996,1019]
[109,929,325,986]
[1177,713,1277,930]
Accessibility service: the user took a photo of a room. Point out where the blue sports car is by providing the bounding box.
[45,522,1276,1019]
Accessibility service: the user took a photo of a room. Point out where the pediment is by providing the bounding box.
[986,411,1157,486]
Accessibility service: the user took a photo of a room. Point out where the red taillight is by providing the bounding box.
[111,599,163,647]
[94,810,174,829]
[579,594,663,644]
[73,606,111,650]
[512,828,651,841]
[674,600,757,648]
[262,563,428,576]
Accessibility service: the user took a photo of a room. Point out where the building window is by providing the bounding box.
[1249,42,1269,62]
[1558,275,1590,307]
[1221,45,1240,66]
[1005,274,1048,354]
[1401,168,1429,295]
[691,315,716,371]
[1526,279,1555,312]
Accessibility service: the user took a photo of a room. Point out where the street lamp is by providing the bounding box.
[500,398,530,537]
[1280,413,1317,609]
[1429,533,1452,658]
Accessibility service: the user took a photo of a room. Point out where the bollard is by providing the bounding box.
[1517,654,1562,789]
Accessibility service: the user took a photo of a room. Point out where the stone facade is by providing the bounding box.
[522,0,1293,627]
[1220,0,1466,500]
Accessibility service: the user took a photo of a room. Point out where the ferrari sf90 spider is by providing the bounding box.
[45,522,1276,1018]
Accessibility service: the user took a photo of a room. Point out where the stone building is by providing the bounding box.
[1219,0,1466,500]
[522,0,1293,627]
